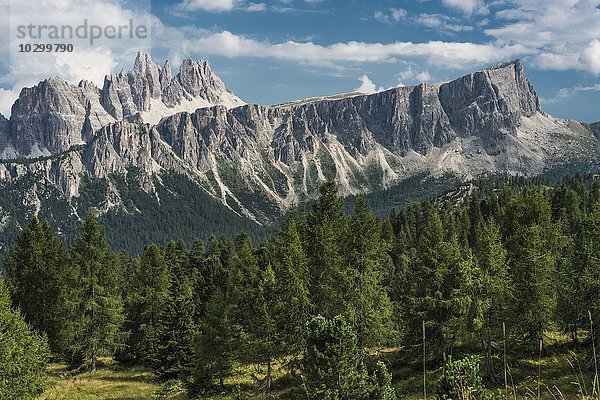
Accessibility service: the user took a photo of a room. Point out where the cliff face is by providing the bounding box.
[589,122,600,139]
[0,59,597,224]
[2,53,244,157]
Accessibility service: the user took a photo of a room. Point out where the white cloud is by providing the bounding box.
[543,83,600,104]
[485,0,600,75]
[151,29,532,70]
[441,0,489,16]
[416,71,433,81]
[392,8,408,21]
[395,66,434,86]
[0,88,19,117]
[374,11,391,24]
[0,0,152,116]
[580,40,600,75]
[355,75,383,94]
[247,2,267,11]
[374,8,407,24]
[415,14,474,34]
[175,0,239,12]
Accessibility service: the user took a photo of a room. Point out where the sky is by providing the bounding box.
[0,0,599,122]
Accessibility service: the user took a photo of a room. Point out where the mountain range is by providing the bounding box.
[0,53,598,255]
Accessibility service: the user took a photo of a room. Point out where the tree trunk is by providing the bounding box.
[486,336,496,381]
[91,343,97,373]
[219,368,224,389]
[571,325,578,344]
[267,357,272,397]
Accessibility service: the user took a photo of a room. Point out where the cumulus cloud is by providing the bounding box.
[485,0,600,75]
[151,28,533,69]
[374,8,407,24]
[395,66,434,86]
[174,0,239,12]
[247,2,267,11]
[0,0,152,116]
[0,88,19,117]
[543,83,600,104]
[415,14,474,34]
[580,40,600,75]
[355,75,383,94]
[172,0,319,13]
[441,0,489,16]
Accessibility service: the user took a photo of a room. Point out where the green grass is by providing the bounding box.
[38,358,185,400]
[38,333,599,399]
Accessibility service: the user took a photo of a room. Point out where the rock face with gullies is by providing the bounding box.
[8,77,114,156]
[438,60,541,143]
[100,53,245,124]
[0,59,598,224]
[0,113,8,153]
[588,122,600,139]
[1,53,245,157]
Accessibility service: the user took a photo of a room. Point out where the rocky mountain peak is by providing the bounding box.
[174,58,232,102]
[0,59,597,227]
[159,60,172,89]
[0,53,246,158]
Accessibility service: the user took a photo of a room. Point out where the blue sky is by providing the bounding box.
[1,0,600,122]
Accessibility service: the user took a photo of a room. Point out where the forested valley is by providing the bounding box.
[1,175,600,399]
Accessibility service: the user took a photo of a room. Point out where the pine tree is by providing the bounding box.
[69,212,125,371]
[504,190,561,349]
[472,219,511,377]
[305,179,351,319]
[0,279,50,399]
[193,289,236,390]
[404,204,470,361]
[553,187,585,342]
[369,362,397,400]
[272,213,312,364]
[250,265,279,394]
[302,315,370,399]
[154,241,197,379]
[123,244,170,363]
[4,216,72,354]
[577,205,600,355]
[188,238,208,321]
[347,197,394,349]
[227,233,260,333]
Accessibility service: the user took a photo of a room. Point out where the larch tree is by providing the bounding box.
[123,244,170,363]
[346,197,394,349]
[69,212,126,372]
[0,278,50,398]
[4,216,72,355]
[155,240,197,379]
[304,179,352,319]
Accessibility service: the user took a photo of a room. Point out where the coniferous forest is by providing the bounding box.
[1,175,600,399]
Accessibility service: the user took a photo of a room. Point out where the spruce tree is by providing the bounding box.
[577,206,600,354]
[123,244,170,363]
[4,216,72,354]
[302,315,370,399]
[193,289,236,390]
[504,190,560,349]
[250,265,279,394]
[305,179,351,319]
[347,197,394,349]
[553,187,585,342]
[272,213,312,363]
[404,204,470,361]
[369,362,397,400]
[227,233,260,332]
[472,219,511,377]
[0,279,50,399]
[155,241,197,379]
[69,212,125,371]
